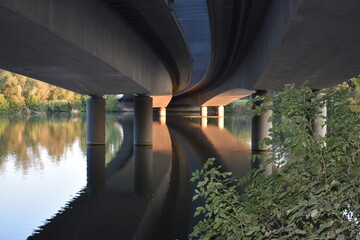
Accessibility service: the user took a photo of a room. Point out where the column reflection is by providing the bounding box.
[134,145,153,197]
[86,145,105,194]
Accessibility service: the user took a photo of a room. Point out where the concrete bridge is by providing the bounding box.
[0,0,360,146]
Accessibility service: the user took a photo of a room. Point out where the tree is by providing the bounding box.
[2,74,25,109]
[346,76,360,114]
[0,69,89,112]
[0,94,10,112]
[191,84,360,239]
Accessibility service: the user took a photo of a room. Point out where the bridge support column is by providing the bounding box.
[312,92,327,137]
[201,106,207,117]
[87,95,105,145]
[159,107,166,125]
[159,107,166,116]
[251,90,272,152]
[86,145,105,194]
[134,95,153,145]
[218,106,224,129]
[218,106,224,117]
[251,150,274,175]
[134,145,153,197]
[201,106,208,127]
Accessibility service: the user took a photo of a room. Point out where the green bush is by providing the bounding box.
[191,85,360,239]
[7,100,26,113]
[46,100,71,112]
[0,94,10,113]
[28,103,47,112]
[105,95,120,112]
[347,76,360,114]
[225,99,249,113]
[69,100,86,112]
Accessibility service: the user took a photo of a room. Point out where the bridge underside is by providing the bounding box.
[171,0,360,106]
[0,0,360,106]
[0,0,174,96]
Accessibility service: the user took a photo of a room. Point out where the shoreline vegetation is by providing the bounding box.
[0,70,120,115]
[227,76,360,115]
[0,69,359,116]
[190,84,360,239]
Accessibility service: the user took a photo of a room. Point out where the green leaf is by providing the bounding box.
[189,83,360,240]
[294,229,306,235]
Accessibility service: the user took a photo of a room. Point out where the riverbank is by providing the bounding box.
[0,95,121,115]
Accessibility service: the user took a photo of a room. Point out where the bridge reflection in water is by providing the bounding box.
[19,113,251,240]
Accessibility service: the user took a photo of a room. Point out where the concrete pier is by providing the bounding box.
[86,96,105,145]
[159,107,166,116]
[201,106,207,117]
[217,106,224,117]
[201,106,208,128]
[218,106,224,129]
[251,90,272,151]
[312,92,327,137]
[134,95,153,145]
[159,107,166,125]
[251,149,274,175]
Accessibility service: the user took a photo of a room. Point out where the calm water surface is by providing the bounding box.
[0,112,251,240]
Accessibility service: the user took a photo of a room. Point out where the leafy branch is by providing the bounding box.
[190,84,360,240]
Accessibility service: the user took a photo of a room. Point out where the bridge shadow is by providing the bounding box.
[28,113,251,240]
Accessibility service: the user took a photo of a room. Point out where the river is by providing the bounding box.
[0,112,251,240]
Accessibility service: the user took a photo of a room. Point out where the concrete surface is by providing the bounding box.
[1,0,359,107]
[0,0,172,95]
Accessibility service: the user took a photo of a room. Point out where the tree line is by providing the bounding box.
[0,70,119,114]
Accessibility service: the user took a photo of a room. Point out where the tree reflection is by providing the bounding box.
[0,113,123,174]
[224,115,251,144]
[0,114,86,173]
[105,114,124,164]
